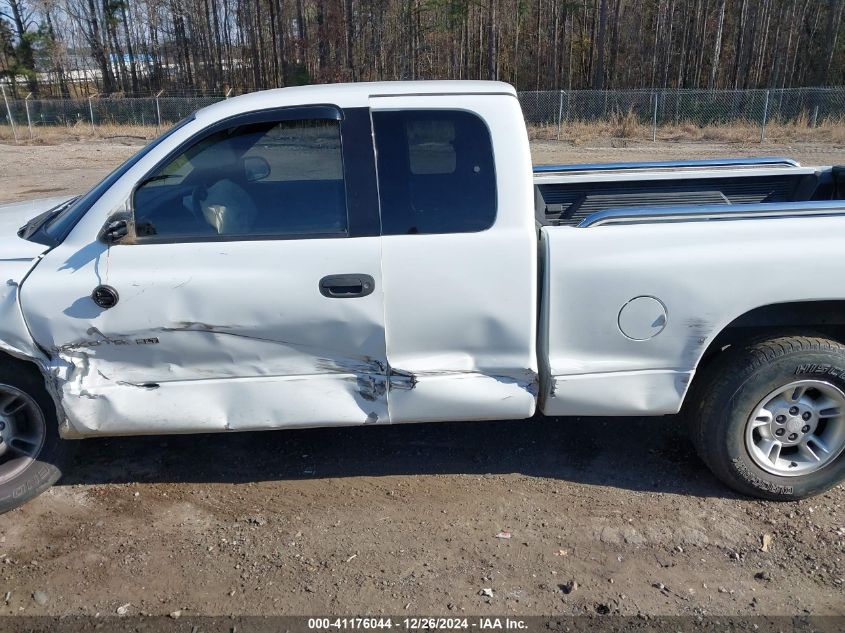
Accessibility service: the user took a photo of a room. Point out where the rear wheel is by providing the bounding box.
[690,334,845,500]
[0,362,75,513]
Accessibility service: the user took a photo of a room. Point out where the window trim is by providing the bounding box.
[370,108,499,237]
[340,107,381,237]
[127,104,351,245]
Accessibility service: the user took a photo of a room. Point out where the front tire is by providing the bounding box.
[691,334,845,500]
[0,362,75,513]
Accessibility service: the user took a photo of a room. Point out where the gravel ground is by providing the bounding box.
[0,137,843,618]
[1,137,844,205]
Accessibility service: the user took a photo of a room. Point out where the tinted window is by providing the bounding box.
[133,119,347,240]
[41,115,196,244]
[373,110,496,235]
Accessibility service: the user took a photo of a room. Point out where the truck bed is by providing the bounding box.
[536,158,845,418]
[534,158,845,227]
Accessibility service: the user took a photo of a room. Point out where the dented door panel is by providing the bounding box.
[21,237,388,435]
[371,94,539,423]
[387,371,538,424]
[17,102,392,436]
[380,230,538,422]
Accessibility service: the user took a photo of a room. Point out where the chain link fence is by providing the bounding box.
[518,87,845,141]
[0,90,224,141]
[2,86,844,143]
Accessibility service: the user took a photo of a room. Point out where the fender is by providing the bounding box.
[0,197,78,438]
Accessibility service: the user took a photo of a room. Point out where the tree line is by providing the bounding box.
[1,0,843,98]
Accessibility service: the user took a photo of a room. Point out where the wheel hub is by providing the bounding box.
[0,385,46,483]
[772,402,816,444]
[746,380,845,477]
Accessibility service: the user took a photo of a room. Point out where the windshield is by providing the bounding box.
[34,115,196,245]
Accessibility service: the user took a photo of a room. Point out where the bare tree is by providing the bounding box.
[708,0,725,89]
[0,0,842,97]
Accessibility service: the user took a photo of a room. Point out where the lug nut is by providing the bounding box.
[775,428,785,436]
[789,406,799,415]
[788,433,798,441]
[801,425,810,433]
[802,412,811,421]
[0,421,5,430]
[776,415,786,423]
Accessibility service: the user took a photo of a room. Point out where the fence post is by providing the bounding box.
[651,91,658,142]
[225,88,232,99]
[1,85,18,144]
[565,90,571,123]
[24,92,33,140]
[88,94,98,135]
[760,89,770,143]
[557,90,564,140]
[155,90,163,134]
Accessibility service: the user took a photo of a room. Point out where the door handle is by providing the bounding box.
[319,274,375,299]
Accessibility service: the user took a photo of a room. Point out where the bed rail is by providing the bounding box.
[533,157,801,174]
[578,200,845,228]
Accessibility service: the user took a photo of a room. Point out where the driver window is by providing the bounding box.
[133,118,348,240]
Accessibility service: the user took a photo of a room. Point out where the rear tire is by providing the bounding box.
[0,361,75,513]
[690,334,845,500]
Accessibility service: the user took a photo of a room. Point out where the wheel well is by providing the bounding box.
[0,350,48,384]
[694,300,845,378]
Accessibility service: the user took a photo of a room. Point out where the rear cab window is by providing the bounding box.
[372,110,496,236]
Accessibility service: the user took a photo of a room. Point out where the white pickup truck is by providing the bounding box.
[2,81,845,512]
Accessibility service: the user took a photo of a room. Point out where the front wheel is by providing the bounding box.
[690,334,845,500]
[0,362,75,513]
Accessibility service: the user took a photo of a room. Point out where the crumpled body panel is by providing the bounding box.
[21,233,390,436]
[0,262,43,363]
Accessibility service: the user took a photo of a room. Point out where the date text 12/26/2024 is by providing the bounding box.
[308,618,528,630]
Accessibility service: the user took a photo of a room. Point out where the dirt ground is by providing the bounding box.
[0,138,843,619]
[2,137,845,204]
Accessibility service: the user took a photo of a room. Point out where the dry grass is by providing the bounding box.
[0,121,161,144]
[528,114,845,145]
[2,116,843,146]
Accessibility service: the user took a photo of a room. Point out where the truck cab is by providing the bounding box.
[10,82,540,437]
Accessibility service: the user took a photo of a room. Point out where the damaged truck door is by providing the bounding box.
[371,96,539,422]
[20,106,390,434]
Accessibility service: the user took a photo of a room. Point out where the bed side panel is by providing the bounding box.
[539,216,845,416]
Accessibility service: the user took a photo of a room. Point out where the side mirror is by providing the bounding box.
[243,156,270,182]
[98,217,129,244]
